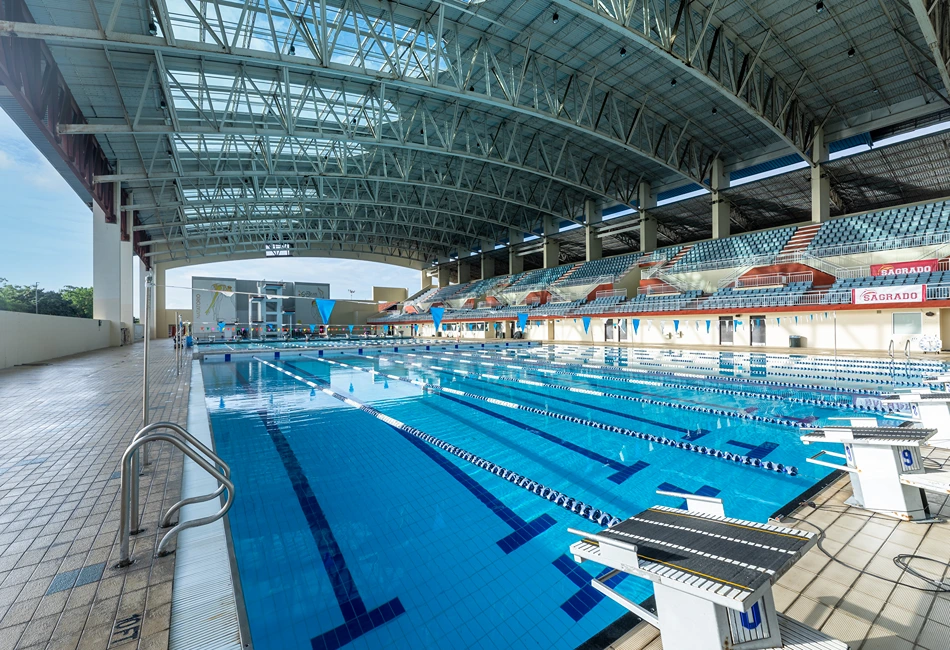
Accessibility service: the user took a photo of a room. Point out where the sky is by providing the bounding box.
[0,108,421,315]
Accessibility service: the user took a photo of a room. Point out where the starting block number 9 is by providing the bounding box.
[898,447,921,472]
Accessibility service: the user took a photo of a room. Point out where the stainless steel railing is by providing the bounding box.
[116,421,234,567]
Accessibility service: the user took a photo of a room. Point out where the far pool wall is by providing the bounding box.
[0,311,112,370]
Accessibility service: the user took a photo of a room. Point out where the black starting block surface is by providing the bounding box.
[801,426,935,444]
[597,506,814,594]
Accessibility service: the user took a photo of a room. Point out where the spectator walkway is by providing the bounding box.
[0,341,189,650]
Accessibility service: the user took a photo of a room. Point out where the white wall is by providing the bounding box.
[0,312,113,370]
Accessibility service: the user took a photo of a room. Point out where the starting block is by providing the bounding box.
[567,493,848,650]
[880,391,950,449]
[801,420,943,521]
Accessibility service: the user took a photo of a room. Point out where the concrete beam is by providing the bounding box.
[811,126,830,224]
[638,181,657,253]
[584,199,603,261]
[509,229,524,274]
[93,202,123,346]
[458,260,472,284]
[542,216,560,268]
[481,239,496,279]
[711,158,731,239]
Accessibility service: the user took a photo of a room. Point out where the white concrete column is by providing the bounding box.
[481,239,495,279]
[711,158,731,239]
[638,181,658,252]
[137,257,146,331]
[153,264,165,339]
[93,202,123,346]
[458,259,472,284]
[421,269,435,290]
[437,263,451,288]
[542,216,560,268]
[811,126,830,223]
[509,229,524,275]
[584,199,603,261]
[120,212,134,339]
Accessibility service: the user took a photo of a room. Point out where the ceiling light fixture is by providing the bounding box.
[148,21,158,36]
[620,46,627,57]
[552,11,559,23]
[670,78,677,87]
[816,2,824,13]
[848,47,855,57]
[289,42,296,56]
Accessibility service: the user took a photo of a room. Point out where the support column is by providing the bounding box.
[711,158,731,239]
[137,257,146,335]
[811,126,830,223]
[153,264,165,339]
[638,182,657,253]
[509,229,524,275]
[458,259,472,284]
[542,216,560,268]
[421,269,435,290]
[481,239,495,279]
[120,212,134,340]
[93,202,123,347]
[584,199,603,261]
[437,263,451,288]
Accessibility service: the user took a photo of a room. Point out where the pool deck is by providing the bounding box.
[607,456,950,650]
[0,341,189,650]
[3,341,950,650]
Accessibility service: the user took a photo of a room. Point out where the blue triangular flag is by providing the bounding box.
[673,319,680,332]
[705,320,711,333]
[582,317,591,333]
[430,306,445,330]
[632,319,640,334]
[348,324,354,333]
[517,312,529,330]
[776,318,781,326]
[794,315,799,324]
[315,299,335,324]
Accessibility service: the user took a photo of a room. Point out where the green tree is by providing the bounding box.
[0,280,94,318]
[61,286,93,318]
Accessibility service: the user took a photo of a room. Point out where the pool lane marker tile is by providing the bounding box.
[552,555,627,622]
[726,440,779,459]
[438,392,649,485]
[256,409,406,650]
[235,369,405,650]
[279,361,556,553]
[396,431,556,554]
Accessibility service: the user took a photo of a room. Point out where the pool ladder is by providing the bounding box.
[116,422,235,568]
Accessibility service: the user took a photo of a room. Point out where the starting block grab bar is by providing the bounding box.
[806,450,858,473]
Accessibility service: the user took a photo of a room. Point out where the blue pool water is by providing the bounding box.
[200,343,945,650]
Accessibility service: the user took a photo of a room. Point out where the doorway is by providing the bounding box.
[750,316,766,347]
[719,316,734,345]
[618,319,628,342]
[605,318,616,341]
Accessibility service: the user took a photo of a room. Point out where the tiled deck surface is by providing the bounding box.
[608,450,950,650]
[0,341,190,650]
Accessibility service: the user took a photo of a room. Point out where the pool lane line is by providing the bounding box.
[305,356,798,476]
[232,367,406,650]
[379,352,798,430]
[254,357,622,532]
[425,349,864,411]
[455,346,883,397]
[376,356,711,435]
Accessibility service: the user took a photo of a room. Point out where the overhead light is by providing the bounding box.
[670,78,677,87]
[148,21,157,36]
[552,11,559,23]
[468,85,475,91]
[289,42,296,56]
[816,1,824,12]
[848,47,855,58]
[160,98,166,109]
[711,106,718,115]
[620,46,627,57]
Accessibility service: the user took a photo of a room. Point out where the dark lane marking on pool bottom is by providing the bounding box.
[726,440,779,459]
[281,360,556,554]
[552,555,627,622]
[437,392,650,485]
[657,482,721,510]
[234,369,406,650]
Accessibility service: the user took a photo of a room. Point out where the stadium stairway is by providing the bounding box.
[780,223,821,255]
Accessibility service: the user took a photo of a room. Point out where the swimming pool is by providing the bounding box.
[200,343,944,650]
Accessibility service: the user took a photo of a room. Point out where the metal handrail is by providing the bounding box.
[117,423,235,567]
[129,422,231,528]
[889,340,895,359]
[905,339,911,359]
